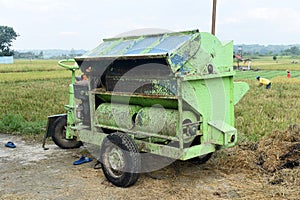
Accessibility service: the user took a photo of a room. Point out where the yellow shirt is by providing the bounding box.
[259,78,271,85]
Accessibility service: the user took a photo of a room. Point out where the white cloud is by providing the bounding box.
[245,7,299,21]
[59,32,79,36]
[2,0,300,48]
[0,0,67,12]
[219,17,242,25]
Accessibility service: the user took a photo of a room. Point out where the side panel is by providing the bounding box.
[182,76,235,145]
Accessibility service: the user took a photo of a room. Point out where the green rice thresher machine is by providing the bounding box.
[45,30,249,187]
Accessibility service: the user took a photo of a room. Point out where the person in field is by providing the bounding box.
[76,73,88,85]
[287,70,291,78]
[256,76,271,89]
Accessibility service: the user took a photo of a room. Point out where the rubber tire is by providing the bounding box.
[189,153,213,164]
[52,116,82,149]
[100,132,140,187]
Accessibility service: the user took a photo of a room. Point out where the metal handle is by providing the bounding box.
[58,59,79,70]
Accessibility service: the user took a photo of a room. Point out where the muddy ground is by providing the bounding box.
[1,127,300,200]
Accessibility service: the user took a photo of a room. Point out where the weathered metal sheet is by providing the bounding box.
[146,34,193,54]
[84,31,195,57]
[76,30,234,76]
[76,30,198,73]
[124,36,160,55]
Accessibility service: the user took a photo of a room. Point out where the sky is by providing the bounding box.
[1,0,300,50]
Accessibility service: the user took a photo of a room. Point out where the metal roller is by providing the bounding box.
[135,107,197,137]
[96,103,141,129]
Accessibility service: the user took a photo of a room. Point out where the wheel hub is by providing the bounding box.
[108,148,124,171]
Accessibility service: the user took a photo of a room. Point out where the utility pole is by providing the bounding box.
[211,0,217,35]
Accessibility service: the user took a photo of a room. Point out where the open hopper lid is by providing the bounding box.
[75,30,202,73]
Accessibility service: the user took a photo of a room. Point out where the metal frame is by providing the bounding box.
[49,30,249,162]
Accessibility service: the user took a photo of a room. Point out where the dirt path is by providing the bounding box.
[0,133,299,200]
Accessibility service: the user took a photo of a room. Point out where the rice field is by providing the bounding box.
[235,70,300,80]
[0,60,71,134]
[0,58,300,139]
[0,59,61,72]
[233,56,300,140]
[235,80,300,141]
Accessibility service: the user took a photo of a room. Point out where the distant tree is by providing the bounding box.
[13,51,35,59]
[290,46,300,55]
[0,26,19,56]
[38,51,44,59]
[69,48,75,57]
[273,55,277,62]
[282,46,300,56]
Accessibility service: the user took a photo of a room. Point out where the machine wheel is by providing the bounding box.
[100,132,141,187]
[189,153,213,164]
[52,116,82,149]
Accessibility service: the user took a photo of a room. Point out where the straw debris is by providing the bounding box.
[257,124,300,172]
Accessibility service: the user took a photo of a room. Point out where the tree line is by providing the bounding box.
[234,44,300,57]
[0,26,18,56]
[13,50,85,59]
[1,25,300,59]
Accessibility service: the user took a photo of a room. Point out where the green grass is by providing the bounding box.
[0,60,62,72]
[235,70,300,80]
[235,80,300,141]
[0,113,46,135]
